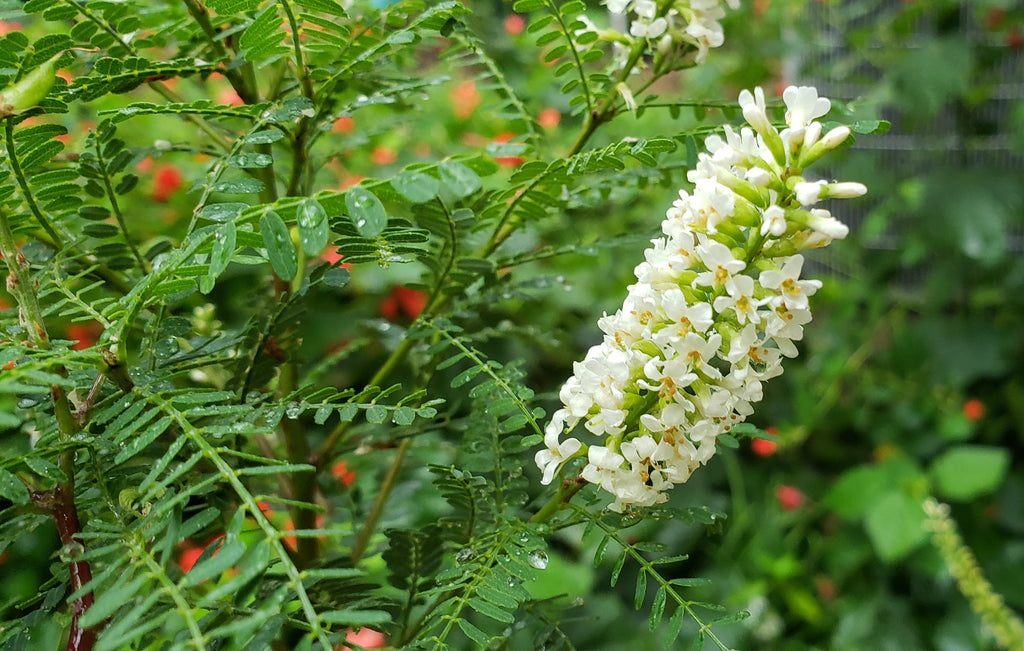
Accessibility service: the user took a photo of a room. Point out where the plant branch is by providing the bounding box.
[2,204,94,651]
[349,436,411,564]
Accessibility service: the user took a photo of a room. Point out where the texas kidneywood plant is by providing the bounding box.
[0,0,872,649]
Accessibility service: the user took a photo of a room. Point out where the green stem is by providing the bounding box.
[93,134,148,273]
[529,475,587,524]
[4,119,63,245]
[349,437,412,564]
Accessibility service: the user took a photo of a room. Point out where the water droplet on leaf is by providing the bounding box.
[527,549,549,570]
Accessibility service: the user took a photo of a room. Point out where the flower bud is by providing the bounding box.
[0,54,61,116]
[823,181,867,199]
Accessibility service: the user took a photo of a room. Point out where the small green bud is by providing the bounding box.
[0,54,61,117]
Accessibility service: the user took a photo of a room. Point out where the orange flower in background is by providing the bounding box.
[333,116,355,134]
[321,246,351,268]
[217,87,243,107]
[775,485,806,511]
[178,534,224,573]
[751,426,778,456]
[537,107,561,129]
[371,145,398,166]
[491,132,525,168]
[380,286,428,322]
[962,399,985,423]
[503,14,525,36]
[449,80,480,120]
[331,460,356,488]
[344,628,387,649]
[151,164,185,203]
[66,321,102,350]
[1008,27,1022,50]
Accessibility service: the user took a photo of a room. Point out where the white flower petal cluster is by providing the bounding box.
[604,0,737,63]
[536,86,866,512]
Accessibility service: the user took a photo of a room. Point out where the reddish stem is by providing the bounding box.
[33,486,96,651]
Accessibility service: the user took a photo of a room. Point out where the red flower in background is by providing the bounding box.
[963,399,985,423]
[751,426,778,457]
[503,14,525,36]
[331,460,356,488]
[775,485,807,511]
[449,80,480,120]
[491,132,525,168]
[380,286,428,322]
[151,164,185,203]
[346,628,387,648]
[537,108,561,129]
[66,321,102,350]
[371,145,398,166]
[177,534,225,573]
[333,116,355,134]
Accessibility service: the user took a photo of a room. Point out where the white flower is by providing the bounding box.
[535,430,582,485]
[536,85,866,510]
[633,0,656,19]
[630,17,667,39]
[819,125,851,150]
[581,445,625,491]
[761,204,787,236]
[713,274,765,324]
[738,87,772,138]
[758,254,822,311]
[782,86,831,130]
[805,207,850,240]
[824,181,867,199]
[794,180,826,206]
[693,239,745,291]
[605,0,630,13]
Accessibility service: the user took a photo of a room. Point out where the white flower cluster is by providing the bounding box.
[604,0,740,63]
[536,86,866,512]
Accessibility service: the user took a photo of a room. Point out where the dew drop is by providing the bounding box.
[455,548,476,564]
[526,550,548,570]
[59,541,85,563]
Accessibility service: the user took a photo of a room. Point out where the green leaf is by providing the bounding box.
[864,491,928,562]
[345,185,387,238]
[212,178,265,194]
[439,160,481,198]
[80,573,150,628]
[261,210,297,280]
[320,609,391,626]
[391,170,439,203]
[208,220,236,279]
[634,569,647,609]
[297,198,329,256]
[206,0,262,12]
[24,457,68,484]
[930,445,1010,501]
[115,416,172,465]
[183,539,247,587]
[239,5,286,61]
[245,130,285,144]
[0,468,29,504]
[662,606,684,648]
[457,619,492,647]
[649,586,666,631]
[197,202,248,223]
[322,266,350,288]
[467,597,514,623]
